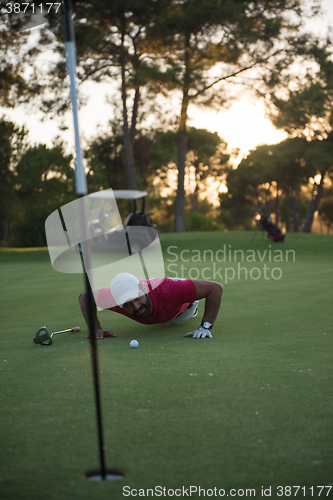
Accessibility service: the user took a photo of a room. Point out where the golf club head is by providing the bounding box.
[33,326,53,346]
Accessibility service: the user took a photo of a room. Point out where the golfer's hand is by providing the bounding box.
[184,326,212,339]
[86,329,116,340]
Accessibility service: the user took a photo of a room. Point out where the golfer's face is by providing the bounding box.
[123,293,151,319]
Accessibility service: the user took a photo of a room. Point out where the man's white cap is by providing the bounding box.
[110,273,142,306]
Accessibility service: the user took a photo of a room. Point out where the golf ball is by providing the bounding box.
[130,340,139,348]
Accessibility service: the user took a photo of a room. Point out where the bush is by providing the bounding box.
[11,212,48,247]
[185,211,220,232]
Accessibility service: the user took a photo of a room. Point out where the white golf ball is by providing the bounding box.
[130,340,139,349]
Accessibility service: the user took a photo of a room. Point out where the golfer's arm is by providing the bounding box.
[192,280,223,327]
[78,291,103,331]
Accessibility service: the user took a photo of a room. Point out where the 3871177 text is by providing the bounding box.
[266,486,332,497]
[4,3,61,14]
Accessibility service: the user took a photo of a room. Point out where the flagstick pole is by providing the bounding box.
[62,0,106,480]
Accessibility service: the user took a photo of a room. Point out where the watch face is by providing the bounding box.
[203,321,211,329]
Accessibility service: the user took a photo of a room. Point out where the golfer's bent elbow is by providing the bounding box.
[78,290,87,307]
[78,290,90,318]
[207,281,223,302]
[215,282,223,297]
[211,282,223,309]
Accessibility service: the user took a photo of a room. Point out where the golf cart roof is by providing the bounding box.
[89,190,148,200]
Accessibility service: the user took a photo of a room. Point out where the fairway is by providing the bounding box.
[0,231,332,500]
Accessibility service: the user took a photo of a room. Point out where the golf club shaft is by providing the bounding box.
[51,327,80,335]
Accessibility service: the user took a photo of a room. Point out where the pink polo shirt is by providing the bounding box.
[96,278,196,324]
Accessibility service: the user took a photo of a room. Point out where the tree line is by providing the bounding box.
[1,0,333,245]
[0,115,228,245]
[220,134,333,232]
[1,112,332,246]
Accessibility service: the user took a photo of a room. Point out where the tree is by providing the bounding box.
[85,121,178,195]
[319,186,333,233]
[41,0,167,190]
[148,0,321,231]
[15,143,73,202]
[220,137,312,232]
[0,115,74,246]
[85,120,128,192]
[13,143,74,246]
[219,156,265,230]
[187,128,228,213]
[267,36,333,231]
[303,133,333,232]
[0,117,28,243]
[272,138,312,232]
[0,5,41,106]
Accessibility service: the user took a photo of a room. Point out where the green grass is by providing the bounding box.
[0,232,332,500]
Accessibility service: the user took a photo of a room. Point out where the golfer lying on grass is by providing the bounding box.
[79,273,223,339]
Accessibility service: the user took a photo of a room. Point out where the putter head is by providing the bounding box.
[33,326,53,346]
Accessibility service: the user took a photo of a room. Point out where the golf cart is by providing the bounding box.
[87,190,158,253]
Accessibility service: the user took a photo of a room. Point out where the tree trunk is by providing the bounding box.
[302,172,325,233]
[120,28,137,190]
[175,122,187,231]
[130,87,140,145]
[190,161,199,213]
[292,181,299,232]
[275,190,279,226]
[286,186,290,232]
[191,168,199,214]
[4,221,9,243]
[175,33,191,232]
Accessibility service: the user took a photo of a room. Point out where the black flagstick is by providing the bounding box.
[62,0,106,480]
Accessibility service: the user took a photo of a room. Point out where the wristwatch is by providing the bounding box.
[201,321,212,330]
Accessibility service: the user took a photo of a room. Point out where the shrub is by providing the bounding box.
[185,211,220,232]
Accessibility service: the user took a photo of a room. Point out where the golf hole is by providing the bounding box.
[85,468,124,481]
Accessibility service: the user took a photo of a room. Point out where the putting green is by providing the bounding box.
[0,231,332,499]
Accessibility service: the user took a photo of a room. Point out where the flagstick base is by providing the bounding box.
[85,468,124,481]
